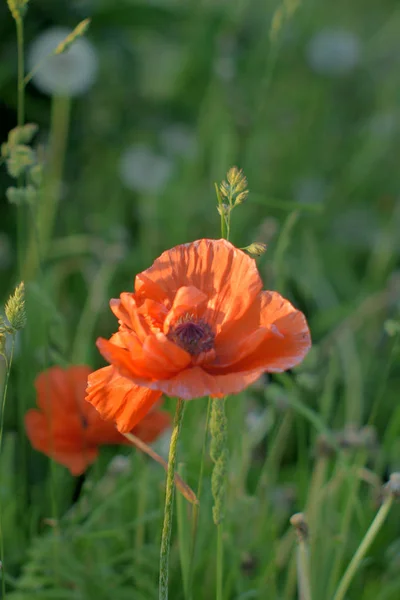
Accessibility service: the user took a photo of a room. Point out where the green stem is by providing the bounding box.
[15,14,25,273]
[176,463,190,599]
[23,94,71,280]
[210,398,228,600]
[159,398,186,600]
[216,523,224,600]
[297,542,312,600]
[332,494,394,600]
[0,336,15,599]
[189,396,212,595]
[16,17,24,128]
[215,183,227,240]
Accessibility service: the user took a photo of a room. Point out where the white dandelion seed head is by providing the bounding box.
[367,112,398,139]
[159,124,197,158]
[119,145,173,194]
[214,35,237,82]
[306,28,362,76]
[293,176,327,205]
[28,27,98,96]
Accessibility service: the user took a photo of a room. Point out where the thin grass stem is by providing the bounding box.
[23,95,71,280]
[176,463,190,599]
[216,523,224,600]
[0,335,15,599]
[159,398,186,600]
[332,494,394,600]
[188,396,211,596]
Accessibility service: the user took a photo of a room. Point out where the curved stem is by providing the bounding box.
[159,398,186,600]
[332,494,394,600]
[123,431,197,505]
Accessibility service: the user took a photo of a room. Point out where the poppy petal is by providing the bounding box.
[136,239,262,331]
[110,293,150,342]
[163,286,208,331]
[86,366,163,433]
[224,291,311,373]
[24,409,98,476]
[133,409,171,443]
[120,366,263,400]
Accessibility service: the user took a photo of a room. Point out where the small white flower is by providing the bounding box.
[119,145,173,193]
[306,28,361,76]
[159,124,197,158]
[28,27,98,96]
[293,176,327,205]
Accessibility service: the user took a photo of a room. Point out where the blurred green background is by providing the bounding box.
[0,0,400,598]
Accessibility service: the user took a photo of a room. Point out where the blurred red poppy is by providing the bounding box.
[25,365,170,475]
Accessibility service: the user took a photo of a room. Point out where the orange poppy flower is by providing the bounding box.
[87,239,311,432]
[25,365,170,476]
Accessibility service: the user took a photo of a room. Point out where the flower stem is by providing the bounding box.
[23,94,71,280]
[16,16,24,128]
[0,335,15,599]
[159,397,186,600]
[210,398,228,600]
[189,396,212,596]
[216,523,224,600]
[297,540,312,600]
[14,14,25,273]
[332,493,394,600]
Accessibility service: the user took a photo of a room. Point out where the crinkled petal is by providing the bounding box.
[142,333,191,372]
[110,293,156,342]
[120,366,264,400]
[216,291,311,373]
[135,239,262,331]
[86,365,162,433]
[163,286,208,331]
[97,332,191,381]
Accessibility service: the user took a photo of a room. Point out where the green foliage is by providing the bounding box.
[1,0,400,599]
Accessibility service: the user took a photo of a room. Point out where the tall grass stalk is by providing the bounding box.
[216,523,224,600]
[176,463,190,599]
[24,95,71,280]
[332,493,395,600]
[188,396,212,598]
[0,335,15,598]
[159,398,186,600]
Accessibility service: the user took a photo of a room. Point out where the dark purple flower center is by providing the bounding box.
[168,316,215,356]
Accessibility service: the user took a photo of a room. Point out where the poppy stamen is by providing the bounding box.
[168,315,215,356]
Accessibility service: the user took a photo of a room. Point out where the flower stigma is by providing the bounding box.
[167,314,215,356]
